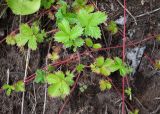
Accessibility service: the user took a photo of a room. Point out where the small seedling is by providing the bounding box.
[107,21,118,34]
[99,80,112,91]
[2,81,25,96]
[48,52,59,61]
[76,64,85,73]
[79,83,87,92]
[125,87,132,100]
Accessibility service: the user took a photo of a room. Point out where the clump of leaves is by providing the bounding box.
[2,84,15,96]
[79,83,87,92]
[54,19,84,51]
[46,71,75,98]
[107,21,118,34]
[91,57,118,76]
[6,0,41,15]
[34,69,46,84]
[99,80,112,91]
[76,9,107,39]
[6,23,46,50]
[125,87,132,100]
[41,0,55,9]
[91,57,132,77]
[2,81,25,96]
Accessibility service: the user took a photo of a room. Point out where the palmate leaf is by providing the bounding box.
[46,71,75,98]
[15,23,46,50]
[54,19,84,50]
[6,0,41,15]
[77,9,107,39]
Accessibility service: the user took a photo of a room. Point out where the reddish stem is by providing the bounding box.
[122,0,127,113]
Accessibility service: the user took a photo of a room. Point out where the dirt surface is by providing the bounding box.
[0,0,160,114]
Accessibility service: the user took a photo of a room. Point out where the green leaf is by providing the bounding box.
[56,1,77,24]
[119,66,128,77]
[47,71,74,98]
[28,36,37,50]
[54,19,84,50]
[54,31,70,43]
[89,11,107,26]
[6,0,41,15]
[90,64,100,74]
[48,83,62,97]
[46,74,60,84]
[93,43,102,49]
[85,26,101,39]
[85,38,93,47]
[14,81,25,92]
[99,80,112,91]
[58,19,71,34]
[77,9,107,39]
[125,87,132,96]
[2,84,15,96]
[72,0,94,13]
[70,25,84,40]
[6,35,16,45]
[73,38,84,51]
[100,66,111,76]
[41,0,55,9]
[15,23,46,50]
[107,21,118,34]
[96,56,105,67]
[34,69,46,83]
[76,64,85,73]
[114,57,123,65]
